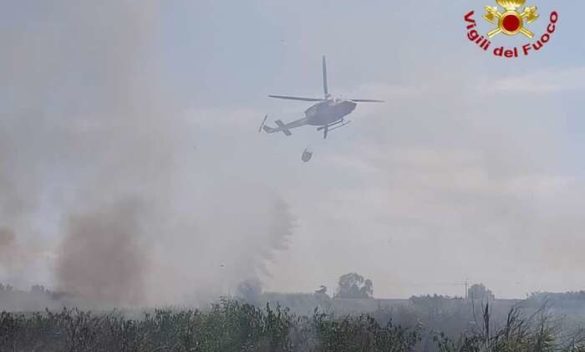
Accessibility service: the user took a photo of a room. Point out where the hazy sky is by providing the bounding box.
[2,0,585,301]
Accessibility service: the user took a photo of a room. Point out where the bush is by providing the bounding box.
[0,300,419,352]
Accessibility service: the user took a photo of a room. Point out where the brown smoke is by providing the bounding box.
[56,200,150,307]
[0,228,14,247]
[0,0,171,303]
[0,228,16,266]
[0,227,34,274]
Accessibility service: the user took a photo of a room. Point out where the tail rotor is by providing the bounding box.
[258,115,268,133]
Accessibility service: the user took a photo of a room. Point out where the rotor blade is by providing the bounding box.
[268,95,323,102]
[350,99,385,103]
[322,56,329,98]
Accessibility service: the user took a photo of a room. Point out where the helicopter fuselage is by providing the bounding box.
[304,99,357,126]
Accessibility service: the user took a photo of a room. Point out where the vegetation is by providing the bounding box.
[467,284,495,302]
[2,298,585,352]
[4,281,585,352]
[433,304,585,352]
[335,272,374,299]
[0,299,420,352]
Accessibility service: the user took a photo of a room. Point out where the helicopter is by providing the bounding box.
[259,56,384,139]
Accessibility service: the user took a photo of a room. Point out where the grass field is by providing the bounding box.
[2,297,585,352]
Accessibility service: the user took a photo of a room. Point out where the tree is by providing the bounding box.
[467,283,495,301]
[31,285,48,294]
[335,273,374,299]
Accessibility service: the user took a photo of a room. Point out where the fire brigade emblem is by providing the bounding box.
[484,0,539,38]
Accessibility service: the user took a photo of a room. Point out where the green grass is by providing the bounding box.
[2,300,585,352]
[0,299,419,352]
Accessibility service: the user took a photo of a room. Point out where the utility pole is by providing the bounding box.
[464,278,469,300]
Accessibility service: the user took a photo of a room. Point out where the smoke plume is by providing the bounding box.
[0,228,17,267]
[0,0,296,308]
[56,200,150,307]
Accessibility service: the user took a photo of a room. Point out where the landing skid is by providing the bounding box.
[317,120,352,139]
